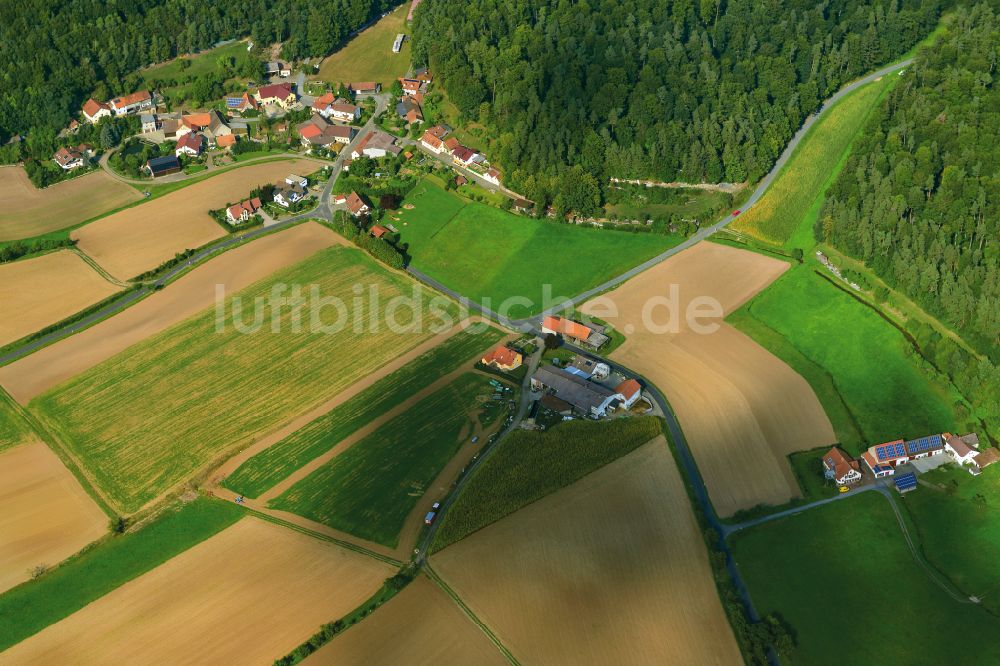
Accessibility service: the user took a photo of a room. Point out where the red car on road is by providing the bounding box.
[732,210,741,216]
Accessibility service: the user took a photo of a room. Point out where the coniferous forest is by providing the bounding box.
[412,0,945,209]
[0,0,394,144]
[820,4,998,358]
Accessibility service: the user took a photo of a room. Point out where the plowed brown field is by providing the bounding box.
[582,241,836,516]
[71,160,318,280]
[0,518,392,664]
[0,166,140,241]
[432,437,742,665]
[0,441,106,594]
[0,222,339,404]
[0,250,121,347]
[307,575,507,665]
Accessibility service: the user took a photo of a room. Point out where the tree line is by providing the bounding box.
[412,0,946,213]
[0,0,398,144]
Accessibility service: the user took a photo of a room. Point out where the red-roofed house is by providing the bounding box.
[349,82,381,96]
[313,93,361,123]
[399,78,422,96]
[52,146,86,170]
[822,447,863,485]
[256,83,297,109]
[614,379,643,409]
[483,168,501,186]
[175,132,204,157]
[420,131,444,154]
[542,316,594,343]
[442,137,461,155]
[370,225,389,239]
[346,192,369,217]
[110,90,153,116]
[481,346,523,371]
[216,134,238,150]
[226,197,262,224]
[226,93,259,114]
[82,98,111,123]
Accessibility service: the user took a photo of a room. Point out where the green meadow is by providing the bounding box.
[396,178,681,318]
[223,325,507,498]
[0,390,34,452]
[731,492,1000,665]
[271,373,498,547]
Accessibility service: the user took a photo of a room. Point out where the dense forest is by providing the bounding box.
[0,0,396,144]
[412,0,945,212]
[820,4,998,357]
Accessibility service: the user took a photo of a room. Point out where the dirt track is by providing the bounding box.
[0,166,141,241]
[0,517,392,664]
[582,241,836,517]
[432,437,742,664]
[0,442,107,594]
[0,250,122,347]
[0,223,339,404]
[71,160,318,280]
[307,574,507,665]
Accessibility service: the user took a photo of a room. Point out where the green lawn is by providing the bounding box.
[731,492,1000,665]
[431,416,662,552]
[732,74,896,247]
[0,497,242,651]
[903,464,1000,615]
[729,264,966,452]
[32,247,453,513]
[271,373,498,548]
[223,325,507,498]
[605,187,731,222]
[137,40,251,105]
[396,178,682,318]
[314,4,411,88]
[788,448,841,501]
[0,390,34,452]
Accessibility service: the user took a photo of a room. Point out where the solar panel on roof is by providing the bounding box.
[896,443,906,457]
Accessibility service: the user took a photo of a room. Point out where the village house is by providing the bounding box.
[226,197,262,224]
[452,146,485,167]
[226,92,260,114]
[349,82,382,96]
[513,197,534,213]
[175,132,204,157]
[346,191,369,217]
[971,448,1000,476]
[399,77,422,96]
[216,134,238,150]
[52,146,87,170]
[312,93,361,122]
[145,154,181,178]
[541,315,609,349]
[396,98,423,124]
[562,356,610,381]
[297,115,357,148]
[82,98,112,123]
[442,137,461,155]
[483,167,502,186]
[420,131,444,153]
[481,346,523,371]
[370,224,389,239]
[256,83,297,109]
[332,193,348,204]
[351,130,401,159]
[273,180,307,208]
[822,447,863,485]
[141,113,159,133]
[110,90,154,117]
[615,379,643,409]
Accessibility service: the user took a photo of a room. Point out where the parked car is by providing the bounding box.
[424,511,437,525]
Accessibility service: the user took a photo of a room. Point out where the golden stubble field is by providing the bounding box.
[0,250,122,347]
[0,441,107,594]
[432,437,742,664]
[0,166,141,241]
[0,517,393,664]
[0,222,340,404]
[308,575,507,665]
[71,159,319,280]
[582,241,836,517]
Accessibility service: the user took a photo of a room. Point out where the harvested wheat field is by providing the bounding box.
[1,517,392,664]
[0,441,106,594]
[432,437,741,665]
[0,166,141,241]
[0,222,339,404]
[582,241,835,517]
[308,575,507,665]
[0,250,122,347]
[71,159,318,280]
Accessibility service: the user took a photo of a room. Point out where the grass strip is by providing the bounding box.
[0,496,242,651]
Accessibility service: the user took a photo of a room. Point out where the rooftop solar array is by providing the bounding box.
[226,97,242,107]
[876,442,905,461]
[905,434,942,455]
[894,473,917,491]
